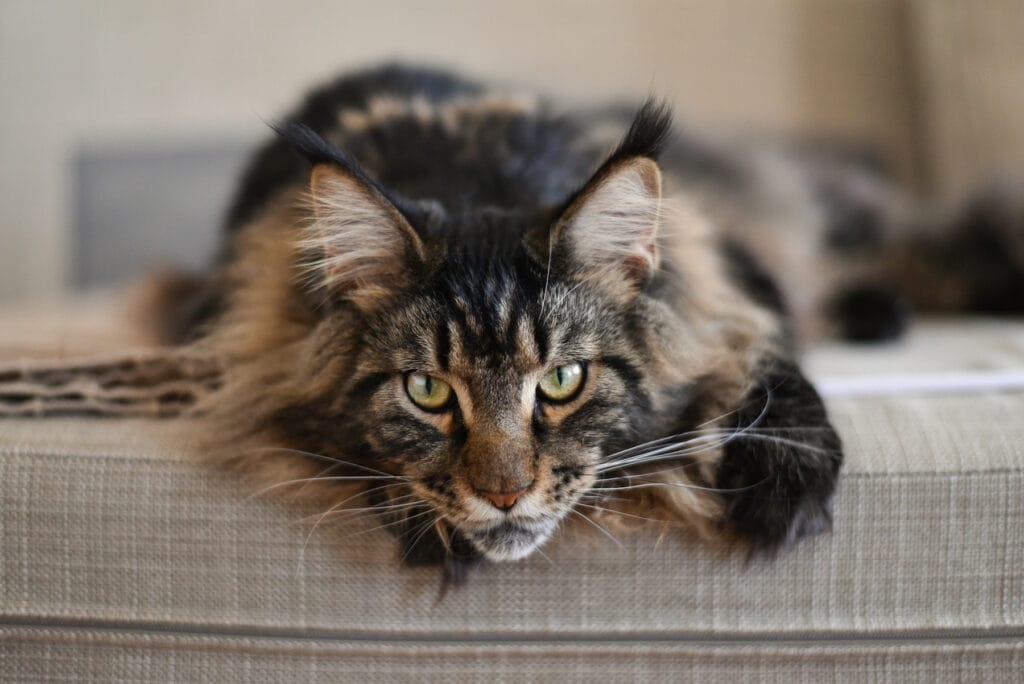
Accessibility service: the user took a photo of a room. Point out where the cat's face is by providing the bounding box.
[353,260,650,560]
[287,112,672,560]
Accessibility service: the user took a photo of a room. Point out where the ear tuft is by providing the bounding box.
[276,122,388,196]
[607,97,674,165]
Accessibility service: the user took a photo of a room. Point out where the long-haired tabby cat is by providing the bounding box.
[161,64,1023,576]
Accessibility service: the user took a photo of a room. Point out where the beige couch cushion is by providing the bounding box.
[2,304,1023,679]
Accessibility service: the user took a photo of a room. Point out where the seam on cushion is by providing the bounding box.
[4,449,1023,478]
[2,617,1024,647]
[817,370,1024,399]
[0,445,191,462]
[844,467,1024,479]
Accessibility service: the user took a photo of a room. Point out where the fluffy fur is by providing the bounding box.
[165,64,1023,578]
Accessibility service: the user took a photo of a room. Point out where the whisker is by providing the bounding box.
[293,459,348,496]
[595,430,758,475]
[570,509,623,549]
[596,388,775,472]
[598,385,770,471]
[593,375,781,469]
[574,501,675,525]
[249,474,405,499]
[710,431,838,455]
[339,507,435,540]
[591,475,770,495]
[287,482,407,524]
[538,225,555,319]
[579,491,630,503]
[691,385,772,430]
[298,495,421,524]
[596,433,735,472]
[599,428,838,476]
[599,427,716,462]
[399,514,441,565]
[617,429,838,469]
[532,545,557,568]
[252,447,408,480]
[298,487,412,566]
[594,458,707,484]
[597,441,710,472]
[299,497,434,571]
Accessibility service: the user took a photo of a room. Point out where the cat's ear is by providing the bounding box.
[552,156,663,287]
[283,124,425,312]
[549,99,671,296]
[306,164,425,311]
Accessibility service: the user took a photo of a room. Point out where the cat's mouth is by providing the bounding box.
[461,517,557,561]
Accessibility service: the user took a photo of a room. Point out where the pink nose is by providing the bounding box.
[474,481,533,511]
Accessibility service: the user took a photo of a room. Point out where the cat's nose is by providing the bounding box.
[474,480,534,511]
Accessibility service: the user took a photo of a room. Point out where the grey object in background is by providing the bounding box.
[74,141,254,287]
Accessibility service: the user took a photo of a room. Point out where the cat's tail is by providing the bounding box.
[818,171,1024,342]
[130,268,225,346]
[892,181,1024,316]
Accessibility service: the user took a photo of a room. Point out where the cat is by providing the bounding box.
[162,64,1023,577]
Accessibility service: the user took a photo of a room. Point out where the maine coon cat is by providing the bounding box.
[161,64,1023,575]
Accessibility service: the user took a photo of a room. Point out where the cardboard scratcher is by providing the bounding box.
[0,350,223,418]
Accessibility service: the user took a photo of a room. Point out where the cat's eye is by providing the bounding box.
[404,372,454,411]
[538,362,586,403]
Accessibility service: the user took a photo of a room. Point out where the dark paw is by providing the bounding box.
[716,359,843,555]
[831,286,910,342]
[722,475,836,555]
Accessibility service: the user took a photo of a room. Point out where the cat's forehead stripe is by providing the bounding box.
[531,314,550,365]
[435,316,452,371]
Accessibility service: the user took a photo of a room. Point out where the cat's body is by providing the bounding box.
[174,64,1023,574]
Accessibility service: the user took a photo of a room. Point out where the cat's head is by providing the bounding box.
[277,103,689,562]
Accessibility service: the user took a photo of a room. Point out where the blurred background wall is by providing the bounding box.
[1,0,1022,301]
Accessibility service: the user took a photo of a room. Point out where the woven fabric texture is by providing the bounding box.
[3,628,1022,683]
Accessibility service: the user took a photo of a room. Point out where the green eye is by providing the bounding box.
[538,362,586,402]
[404,372,454,411]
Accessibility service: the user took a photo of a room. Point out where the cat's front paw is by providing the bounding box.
[716,425,842,555]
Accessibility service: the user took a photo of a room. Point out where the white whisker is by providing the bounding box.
[574,501,674,525]
[591,475,769,495]
[249,474,405,499]
[252,447,408,480]
[596,385,774,472]
[298,495,420,524]
[339,507,435,540]
[399,515,442,564]
[570,509,623,549]
[298,487,418,569]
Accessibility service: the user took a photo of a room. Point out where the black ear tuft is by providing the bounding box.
[274,121,431,225]
[272,122,390,198]
[273,122,346,166]
[555,97,672,215]
[608,97,674,165]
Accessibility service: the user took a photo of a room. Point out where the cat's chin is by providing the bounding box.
[463,518,557,562]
